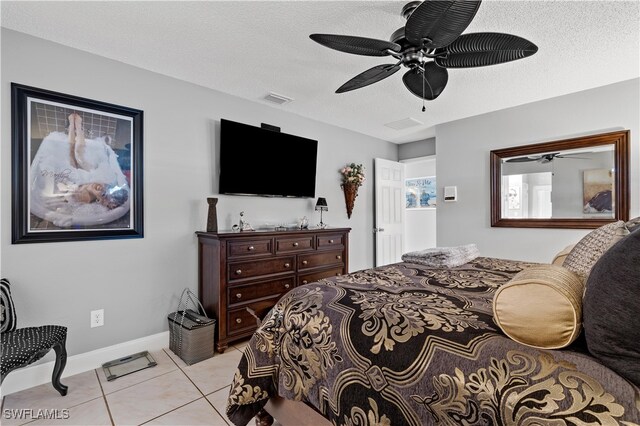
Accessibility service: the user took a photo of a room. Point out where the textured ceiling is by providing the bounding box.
[2,1,639,143]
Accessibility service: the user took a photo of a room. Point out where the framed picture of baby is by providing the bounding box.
[11,83,144,243]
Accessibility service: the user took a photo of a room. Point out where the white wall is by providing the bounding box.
[402,157,437,252]
[0,29,397,358]
[436,79,639,262]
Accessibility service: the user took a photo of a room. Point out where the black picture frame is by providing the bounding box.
[11,83,144,243]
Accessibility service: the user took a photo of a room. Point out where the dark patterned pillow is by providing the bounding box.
[1,278,17,333]
[583,227,640,386]
[626,216,640,233]
[562,221,628,281]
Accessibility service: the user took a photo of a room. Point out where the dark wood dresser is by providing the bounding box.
[196,227,350,353]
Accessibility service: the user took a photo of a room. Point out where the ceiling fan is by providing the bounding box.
[310,0,538,110]
[505,153,589,164]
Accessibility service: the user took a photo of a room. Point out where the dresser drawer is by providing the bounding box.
[229,256,295,281]
[298,250,344,271]
[228,298,279,334]
[299,267,344,286]
[227,238,272,258]
[317,234,344,249]
[227,277,294,306]
[275,236,314,253]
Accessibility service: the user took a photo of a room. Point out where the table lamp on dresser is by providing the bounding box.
[315,197,328,229]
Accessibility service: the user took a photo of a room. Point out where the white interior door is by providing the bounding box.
[374,158,405,266]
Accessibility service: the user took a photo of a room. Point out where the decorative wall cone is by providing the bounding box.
[342,182,359,219]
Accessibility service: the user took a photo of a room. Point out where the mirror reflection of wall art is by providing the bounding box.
[11,83,144,243]
[583,168,614,214]
[405,177,436,209]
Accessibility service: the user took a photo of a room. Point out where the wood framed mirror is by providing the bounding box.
[490,130,629,229]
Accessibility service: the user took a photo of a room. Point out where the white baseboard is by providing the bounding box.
[0,331,169,397]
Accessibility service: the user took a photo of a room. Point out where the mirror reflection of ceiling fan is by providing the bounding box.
[309,0,538,110]
[505,153,590,164]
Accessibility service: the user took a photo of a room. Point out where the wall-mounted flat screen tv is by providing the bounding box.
[219,119,318,198]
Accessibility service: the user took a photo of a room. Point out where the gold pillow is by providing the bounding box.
[493,264,584,349]
[552,244,575,265]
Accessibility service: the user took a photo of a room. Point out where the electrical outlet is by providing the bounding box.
[91,309,104,328]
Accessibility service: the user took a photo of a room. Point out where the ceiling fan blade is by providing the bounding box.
[556,154,590,160]
[405,0,482,48]
[505,157,540,163]
[310,34,401,57]
[402,62,448,100]
[435,33,538,68]
[336,64,401,93]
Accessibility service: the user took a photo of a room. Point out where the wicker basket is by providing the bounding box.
[168,289,215,365]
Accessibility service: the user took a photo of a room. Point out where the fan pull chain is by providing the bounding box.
[421,67,426,112]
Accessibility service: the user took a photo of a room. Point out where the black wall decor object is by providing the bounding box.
[11,83,144,243]
[310,0,537,106]
[206,198,218,233]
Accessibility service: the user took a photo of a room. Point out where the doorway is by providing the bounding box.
[374,155,437,267]
[402,155,437,253]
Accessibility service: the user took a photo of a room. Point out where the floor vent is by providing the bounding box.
[263,92,294,105]
[384,117,423,130]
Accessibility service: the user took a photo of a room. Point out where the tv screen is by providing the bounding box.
[219,119,318,198]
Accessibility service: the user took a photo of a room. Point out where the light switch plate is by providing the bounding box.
[444,186,457,202]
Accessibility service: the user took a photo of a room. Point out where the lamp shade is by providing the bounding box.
[315,197,328,210]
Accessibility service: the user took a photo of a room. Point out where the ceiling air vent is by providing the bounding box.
[384,117,423,131]
[263,92,293,105]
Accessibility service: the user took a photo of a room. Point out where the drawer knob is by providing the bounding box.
[284,284,290,289]
[235,269,242,275]
[302,280,308,285]
[329,239,334,244]
[302,260,308,265]
[336,255,341,260]
[336,273,342,276]
[236,318,242,324]
[293,242,299,247]
[236,293,242,299]
[248,246,255,251]
[284,263,291,268]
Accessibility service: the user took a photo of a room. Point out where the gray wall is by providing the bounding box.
[0,29,397,357]
[436,78,639,262]
[398,137,436,161]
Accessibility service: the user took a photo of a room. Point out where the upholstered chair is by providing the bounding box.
[0,278,68,396]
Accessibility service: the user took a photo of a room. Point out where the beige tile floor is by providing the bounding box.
[0,340,250,426]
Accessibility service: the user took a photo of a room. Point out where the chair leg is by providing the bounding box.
[52,341,68,396]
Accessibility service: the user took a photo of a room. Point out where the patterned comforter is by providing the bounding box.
[226,258,640,425]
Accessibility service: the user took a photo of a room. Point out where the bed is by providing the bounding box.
[226,257,640,425]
